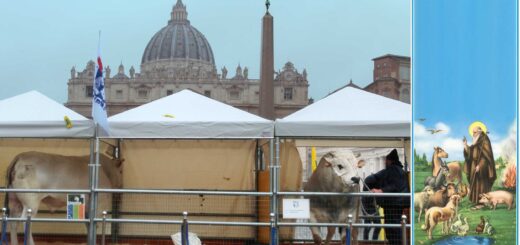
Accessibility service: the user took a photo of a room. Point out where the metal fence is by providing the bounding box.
[0,138,412,245]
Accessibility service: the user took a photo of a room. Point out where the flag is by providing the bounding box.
[92,34,110,135]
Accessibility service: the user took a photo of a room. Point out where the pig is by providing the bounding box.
[478,190,514,210]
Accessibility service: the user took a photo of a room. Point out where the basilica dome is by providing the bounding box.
[141,0,216,78]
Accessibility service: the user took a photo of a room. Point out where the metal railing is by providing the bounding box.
[0,136,412,245]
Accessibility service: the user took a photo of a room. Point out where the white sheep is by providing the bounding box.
[414,186,435,223]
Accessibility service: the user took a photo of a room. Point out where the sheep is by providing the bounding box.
[414,186,435,223]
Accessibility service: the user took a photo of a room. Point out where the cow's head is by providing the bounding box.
[321,151,365,187]
[99,154,124,189]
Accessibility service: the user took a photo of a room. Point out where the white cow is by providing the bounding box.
[5,151,123,245]
[303,151,365,245]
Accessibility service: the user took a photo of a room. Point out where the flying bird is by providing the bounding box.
[418,118,426,122]
[427,129,444,134]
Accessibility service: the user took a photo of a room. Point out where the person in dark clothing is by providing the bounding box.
[361,174,381,240]
[370,149,409,245]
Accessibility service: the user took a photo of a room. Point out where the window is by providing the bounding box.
[86,85,93,97]
[284,87,293,100]
[399,65,410,81]
[400,88,410,103]
[138,89,148,99]
[383,62,387,67]
[116,90,123,99]
[166,90,174,96]
[229,91,240,100]
[204,90,211,98]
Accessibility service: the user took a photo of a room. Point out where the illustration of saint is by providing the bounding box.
[463,121,496,207]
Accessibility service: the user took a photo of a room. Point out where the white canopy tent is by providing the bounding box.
[275,87,410,138]
[0,90,94,138]
[108,89,273,138]
[0,91,94,236]
[104,90,281,239]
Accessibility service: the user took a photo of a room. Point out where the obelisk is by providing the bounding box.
[259,0,275,120]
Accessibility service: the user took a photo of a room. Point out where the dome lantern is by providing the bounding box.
[169,0,189,24]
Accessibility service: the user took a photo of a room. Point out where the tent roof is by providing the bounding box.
[275,87,410,138]
[108,89,273,138]
[0,91,94,138]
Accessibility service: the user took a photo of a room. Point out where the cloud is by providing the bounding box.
[499,120,517,164]
[414,122,463,161]
[414,121,514,162]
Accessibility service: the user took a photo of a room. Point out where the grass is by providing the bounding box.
[413,162,516,245]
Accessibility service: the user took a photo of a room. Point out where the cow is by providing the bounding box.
[4,151,123,245]
[303,151,365,245]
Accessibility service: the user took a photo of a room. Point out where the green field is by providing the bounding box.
[414,163,516,245]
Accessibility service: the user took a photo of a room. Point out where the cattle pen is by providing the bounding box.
[0,89,412,245]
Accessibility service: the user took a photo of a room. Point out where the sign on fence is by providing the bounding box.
[282,199,310,219]
[67,194,85,219]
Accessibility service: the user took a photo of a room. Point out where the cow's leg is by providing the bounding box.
[418,209,422,223]
[18,195,40,245]
[324,226,335,245]
[8,193,23,245]
[309,213,322,244]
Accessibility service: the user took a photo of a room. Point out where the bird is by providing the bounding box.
[475,216,485,234]
[427,129,444,134]
[450,214,463,233]
[484,217,496,235]
[458,217,469,236]
[418,118,426,122]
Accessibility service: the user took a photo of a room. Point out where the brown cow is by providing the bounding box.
[5,151,123,245]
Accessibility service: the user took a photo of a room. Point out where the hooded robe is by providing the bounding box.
[464,133,496,204]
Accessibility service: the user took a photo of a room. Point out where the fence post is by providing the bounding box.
[1,208,7,245]
[346,214,353,245]
[101,211,107,245]
[270,213,277,245]
[401,215,407,245]
[24,209,32,245]
[181,211,189,245]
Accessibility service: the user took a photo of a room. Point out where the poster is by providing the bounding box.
[67,194,86,220]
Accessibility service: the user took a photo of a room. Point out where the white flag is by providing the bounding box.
[92,37,110,135]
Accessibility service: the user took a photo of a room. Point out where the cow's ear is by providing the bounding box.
[323,153,334,164]
[357,160,365,168]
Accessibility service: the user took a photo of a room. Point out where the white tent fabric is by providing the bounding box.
[275,87,411,137]
[108,89,273,138]
[0,91,94,138]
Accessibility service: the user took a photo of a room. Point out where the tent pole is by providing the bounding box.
[87,126,98,245]
[111,139,122,243]
[87,137,94,244]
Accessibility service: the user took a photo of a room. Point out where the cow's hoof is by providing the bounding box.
[312,234,323,245]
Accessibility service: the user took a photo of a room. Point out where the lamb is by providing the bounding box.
[414,186,435,223]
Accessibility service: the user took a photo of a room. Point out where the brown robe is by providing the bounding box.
[464,133,496,204]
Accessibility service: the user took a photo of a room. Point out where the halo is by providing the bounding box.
[468,121,487,136]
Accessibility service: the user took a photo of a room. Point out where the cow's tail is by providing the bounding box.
[4,155,22,217]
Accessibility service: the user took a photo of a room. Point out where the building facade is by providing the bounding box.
[364,54,410,103]
[66,0,309,118]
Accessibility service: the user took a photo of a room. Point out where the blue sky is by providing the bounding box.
[0,0,409,102]
[413,0,517,160]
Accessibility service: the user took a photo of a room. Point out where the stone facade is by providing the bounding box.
[65,0,309,118]
[365,54,410,103]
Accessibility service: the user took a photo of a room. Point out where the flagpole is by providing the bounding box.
[88,31,102,245]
